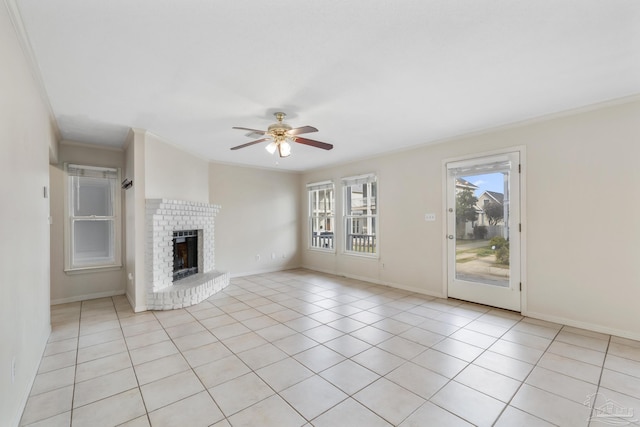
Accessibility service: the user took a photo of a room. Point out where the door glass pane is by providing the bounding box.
[454,171,510,287]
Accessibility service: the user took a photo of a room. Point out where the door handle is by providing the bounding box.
[447,235,454,239]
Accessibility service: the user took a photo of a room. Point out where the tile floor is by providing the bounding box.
[20,269,640,427]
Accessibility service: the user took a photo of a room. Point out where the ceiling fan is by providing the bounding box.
[231,112,333,158]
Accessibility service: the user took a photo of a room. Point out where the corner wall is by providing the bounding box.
[209,163,301,276]
[301,98,640,340]
[0,2,57,424]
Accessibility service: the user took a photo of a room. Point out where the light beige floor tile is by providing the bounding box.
[221,331,268,353]
[378,336,427,359]
[411,349,468,378]
[117,311,156,328]
[526,366,597,404]
[125,329,170,350]
[324,334,371,358]
[226,394,305,427]
[386,362,448,399]
[608,342,640,363]
[611,336,640,349]
[255,323,297,341]
[283,315,322,332]
[556,330,609,352]
[148,390,224,427]
[354,378,425,425]
[548,340,605,366]
[589,387,640,422]
[271,332,319,355]
[454,364,521,402]
[431,381,505,427]
[320,359,380,395]
[372,318,414,334]
[20,385,73,425]
[537,352,602,384]
[117,415,150,426]
[140,370,205,412]
[351,347,404,376]
[75,351,132,382]
[399,401,473,427]
[37,350,77,374]
[78,328,123,348]
[200,314,238,330]
[164,320,207,339]
[327,317,366,333]
[473,351,534,381]
[464,319,510,337]
[452,328,499,349]
[76,338,128,364]
[190,306,225,321]
[605,353,640,378]
[48,324,79,343]
[302,324,344,343]
[210,322,251,340]
[134,353,190,385]
[30,366,75,395]
[73,367,138,408]
[173,330,218,352]
[280,375,348,420]
[435,313,474,327]
[600,368,640,399]
[209,372,274,416]
[493,406,555,427]
[194,354,251,388]
[236,342,288,370]
[154,311,195,328]
[22,410,71,427]
[399,327,445,347]
[431,337,484,362]
[313,397,391,427]
[256,357,314,392]
[511,384,591,427]
[350,325,394,345]
[43,338,77,357]
[129,340,179,365]
[71,388,146,427]
[121,319,163,337]
[502,329,552,351]
[229,308,263,321]
[182,341,233,368]
[488,339,544,364]
[513,320,561,339]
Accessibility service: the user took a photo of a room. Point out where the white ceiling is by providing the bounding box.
[14,0,640,171]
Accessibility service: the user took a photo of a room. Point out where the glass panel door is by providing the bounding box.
[446,152,521,311]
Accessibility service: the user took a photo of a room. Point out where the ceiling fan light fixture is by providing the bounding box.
[265,141,277,154]
[278,141,291,157]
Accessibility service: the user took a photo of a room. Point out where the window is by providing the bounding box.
[64,164,121,271]
[343,174,377,255]
[308,181,335,250]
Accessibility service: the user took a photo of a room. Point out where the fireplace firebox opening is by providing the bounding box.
[173,230,199,281]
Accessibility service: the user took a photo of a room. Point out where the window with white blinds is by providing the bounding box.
[307,181,335,250]
[64,164,122,271]
[342,174,377,255]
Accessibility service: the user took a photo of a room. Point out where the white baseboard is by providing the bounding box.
[523,310,640,342]
[301,265,445,299]
[50,289,125,305]
[230,264,301,279]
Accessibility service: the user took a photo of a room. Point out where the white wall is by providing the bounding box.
[0,3,57,425]
[209,163,301,276]
[302,98,640,340]
[49,142,126,303]
[144,132,209,203]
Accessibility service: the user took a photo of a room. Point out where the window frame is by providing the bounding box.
[64,163,122,273]
[307,180,335,252]
[342,173,378,257]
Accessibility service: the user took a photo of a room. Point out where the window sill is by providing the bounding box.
[342,251,379,260]
[308,247,336,254]
[64,264,122,275]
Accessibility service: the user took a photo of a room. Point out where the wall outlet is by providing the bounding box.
[11,357,16,384]
[424,213,436,222]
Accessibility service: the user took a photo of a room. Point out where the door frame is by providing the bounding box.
[441,146,527,313]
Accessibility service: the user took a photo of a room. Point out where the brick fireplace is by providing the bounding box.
[145,199,229,310]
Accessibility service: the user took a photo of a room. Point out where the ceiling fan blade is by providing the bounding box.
[232,127,267,135]
[230,138,269,150]
[293,137,333,150]
[287,126,318,136]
